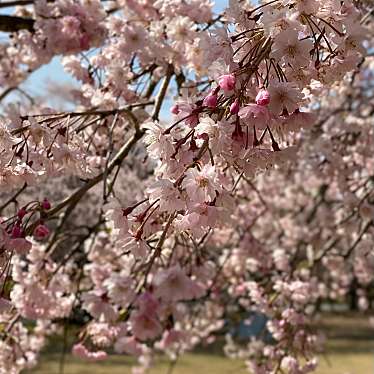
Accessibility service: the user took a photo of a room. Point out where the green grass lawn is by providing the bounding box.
[27,350,374,374]
[28,313,374,374]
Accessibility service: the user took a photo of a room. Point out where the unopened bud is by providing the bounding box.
[255,89,270,106]
[230,98,240,114]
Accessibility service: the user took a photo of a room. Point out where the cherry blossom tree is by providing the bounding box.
[0,0,373,373]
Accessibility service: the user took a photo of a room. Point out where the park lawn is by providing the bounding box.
[28,348,374,374]
[28,313,374,374]
[28,353,246,374]
[28,338,374,374]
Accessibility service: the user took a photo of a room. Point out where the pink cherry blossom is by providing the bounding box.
[238,104,271,129]
[268,81,303,115]
[72,343,108,362]
[0,0,370,372]
[182,165,221,203]
[218,74,236,91]
[153,264,204,301]
[115,336,143,356]
[9,238,32,255]
[130,311,162,341]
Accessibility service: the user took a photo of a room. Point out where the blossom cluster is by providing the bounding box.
[0,0,372,373]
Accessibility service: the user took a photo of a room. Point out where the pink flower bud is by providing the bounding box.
[255,89,270,106]
[34,224,50,239]
[230,98,240,114]
[42,198,51,210]
[203,93,218,108]
[11,225,22,238]
[218,74,236,91]
[17,208,27,219]
[170,104,180,115]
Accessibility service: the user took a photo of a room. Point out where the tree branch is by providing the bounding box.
[0,15,34,32]
[26,128,144,235]
[151,64,174,121]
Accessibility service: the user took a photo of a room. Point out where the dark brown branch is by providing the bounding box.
[0,183,27,213]
[0,15,34,32]
[0,0,33,8]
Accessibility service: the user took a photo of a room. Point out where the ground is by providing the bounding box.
[27,313,374,374]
